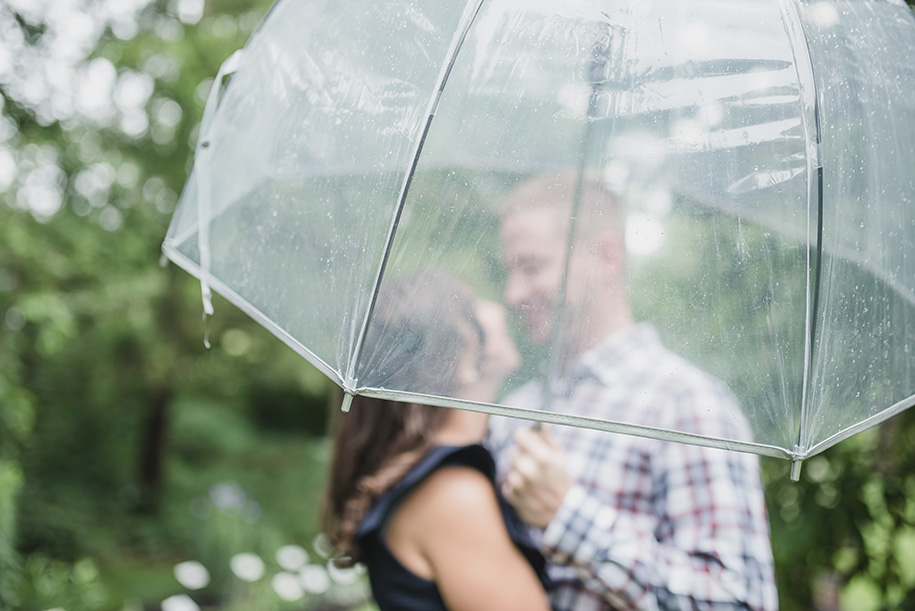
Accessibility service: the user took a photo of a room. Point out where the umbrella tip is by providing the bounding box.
[789,444,806,481]
[340,391,355,413]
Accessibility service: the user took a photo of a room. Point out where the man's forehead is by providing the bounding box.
[501,209,568,263]
[502,206,569,235]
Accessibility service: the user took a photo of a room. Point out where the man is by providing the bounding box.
[486,172,778,611]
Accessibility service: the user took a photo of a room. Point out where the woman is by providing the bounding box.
[322,272,551,611]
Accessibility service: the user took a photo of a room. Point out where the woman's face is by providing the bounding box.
[475,299,520,382]
[454,316,484,389]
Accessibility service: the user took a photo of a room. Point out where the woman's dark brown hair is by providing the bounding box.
[321,270,483,566]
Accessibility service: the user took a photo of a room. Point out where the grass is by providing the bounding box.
[77,396,374,610]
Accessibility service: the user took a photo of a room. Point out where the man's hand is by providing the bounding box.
[501,426,572,529]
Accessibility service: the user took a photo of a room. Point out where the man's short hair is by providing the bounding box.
[499,169,624,237]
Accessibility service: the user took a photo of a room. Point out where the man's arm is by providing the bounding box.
[503,429,778,611]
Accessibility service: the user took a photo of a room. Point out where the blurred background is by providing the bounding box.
[1,0,914,610]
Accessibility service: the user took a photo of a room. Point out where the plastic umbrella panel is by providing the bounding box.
[163,0,915,465]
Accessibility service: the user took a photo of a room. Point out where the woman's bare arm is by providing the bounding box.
[386,465,551,611]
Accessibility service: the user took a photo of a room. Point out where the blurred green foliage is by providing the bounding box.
[0,0,914,610]
[0,0,346,608]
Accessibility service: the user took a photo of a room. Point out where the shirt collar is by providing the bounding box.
[573,323,661,387]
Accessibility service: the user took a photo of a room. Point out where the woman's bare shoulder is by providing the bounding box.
[403,464,499,523]
[385,463,503,579]
[393,465,551,611]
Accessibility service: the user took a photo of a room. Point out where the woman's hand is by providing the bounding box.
[462,299,520,403]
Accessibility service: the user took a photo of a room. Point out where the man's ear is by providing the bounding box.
[592,230,625,282]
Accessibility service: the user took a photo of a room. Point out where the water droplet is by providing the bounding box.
[203,313,212,349]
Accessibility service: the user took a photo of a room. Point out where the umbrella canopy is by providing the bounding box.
[162,0,915,477]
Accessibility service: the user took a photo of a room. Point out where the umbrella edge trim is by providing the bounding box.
[355,387,793,461]
[803,393,915,459]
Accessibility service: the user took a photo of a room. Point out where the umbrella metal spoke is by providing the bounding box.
[343,0,488,403]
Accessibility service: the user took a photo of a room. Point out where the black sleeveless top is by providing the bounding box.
[356,444,550,611]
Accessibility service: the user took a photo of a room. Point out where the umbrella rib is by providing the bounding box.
[162,243,345,388]
[804,393,915,459]
[777,0,823,480]
[798,78,824,478]
[540,29,613,410]
[343,0,489,394]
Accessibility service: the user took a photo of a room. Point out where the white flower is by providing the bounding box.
[209,482,246,511]
[173,560,210,590]
[230,552,265,582]
[312,533,333,559]
[299,564,330,594]
[276,544,309,570]
[327,560,361,585]
[271,572,305,601]
[161,594,201,611]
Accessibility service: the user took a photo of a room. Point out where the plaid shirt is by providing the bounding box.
[487,324,778,611]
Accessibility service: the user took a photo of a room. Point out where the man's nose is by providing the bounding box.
[503,271,528,307]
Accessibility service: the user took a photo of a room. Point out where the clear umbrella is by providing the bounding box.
[162,0,915,479]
